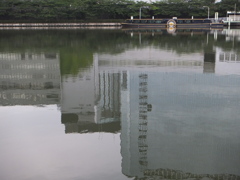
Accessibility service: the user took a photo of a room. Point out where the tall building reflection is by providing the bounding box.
[121,71,240,179]
[0,52,60,106]
[59,47,240,178]
[138,73,149,172]
[60,55,122,134]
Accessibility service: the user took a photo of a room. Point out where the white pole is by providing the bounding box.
[208,7,209,19]
[215,12,218,21]
[234,3,236,21]
[139,7,141,19]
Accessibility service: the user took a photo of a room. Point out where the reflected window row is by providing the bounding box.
[135,60,203,66]
[0,81,58,89]
[219,53,240,62]
[138,138,147,145]
[144,169,240,180]
[139,124,148,131]
[0,92,47,101]
[4,64,60,70]
[0,74,59,80]
[139,160,148,166]
[99,60,202,67]
[0,53,58,61]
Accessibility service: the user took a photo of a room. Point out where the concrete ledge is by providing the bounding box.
[0,23,121,27]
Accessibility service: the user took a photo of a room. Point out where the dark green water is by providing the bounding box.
[0,28,240,180]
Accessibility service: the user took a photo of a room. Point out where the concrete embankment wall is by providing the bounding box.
[0,23,121,28]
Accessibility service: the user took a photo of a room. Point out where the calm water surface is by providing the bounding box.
[0,28,240,180]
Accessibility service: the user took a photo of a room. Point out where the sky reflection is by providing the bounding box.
[0,105,127,180]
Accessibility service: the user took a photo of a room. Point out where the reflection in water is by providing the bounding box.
[121,71,240,179]
[60,49,240,179]
[0,28,240,180]
[0,52,60,106]
[138,73,150,172]
[60,57,122,134]
[142,169,240,180]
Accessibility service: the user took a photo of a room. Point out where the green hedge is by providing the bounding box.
[0,0,239,21]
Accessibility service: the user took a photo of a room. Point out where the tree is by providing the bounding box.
[0,0,238,21]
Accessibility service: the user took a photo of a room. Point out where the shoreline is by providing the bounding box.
[0,22,121,28]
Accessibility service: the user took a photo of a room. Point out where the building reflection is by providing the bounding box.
[59,47,240,178]
[203,52,216,73]
[1,29,240,179]
[60,45,205,134]
[121,70,240,179]
[223,28,240,42]
[60,55,122,134]
[0,52,60,106]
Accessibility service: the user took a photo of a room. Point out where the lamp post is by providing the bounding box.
[139,6,149,19]
[203,6,210,19]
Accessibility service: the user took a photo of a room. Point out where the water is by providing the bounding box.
[0,28,240,180]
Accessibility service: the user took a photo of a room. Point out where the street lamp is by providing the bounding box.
[139,6,149,19]
[203,6,210,19]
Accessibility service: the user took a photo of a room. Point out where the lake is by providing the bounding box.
[0,27,240,180]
